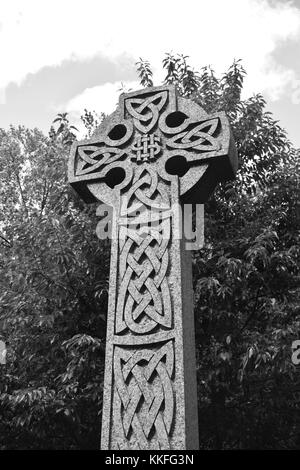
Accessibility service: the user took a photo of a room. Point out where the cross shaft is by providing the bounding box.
[68,85,238,449]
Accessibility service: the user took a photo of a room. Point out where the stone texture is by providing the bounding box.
[68,85,238,450]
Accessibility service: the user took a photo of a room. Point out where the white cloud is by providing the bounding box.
[255,57,297,101]
[66,81,140,116]
[65,80,140,135]
[0,0,300,105]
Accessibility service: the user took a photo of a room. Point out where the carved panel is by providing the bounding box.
[112,341,174,450]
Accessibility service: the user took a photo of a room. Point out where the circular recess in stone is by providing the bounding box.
[105,120,133,147]
[165,111,188,128]
[108,124,127,140]
[165,155,189,177]
[104,167,126,188]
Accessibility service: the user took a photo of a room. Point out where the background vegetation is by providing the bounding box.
[0,55,299,449]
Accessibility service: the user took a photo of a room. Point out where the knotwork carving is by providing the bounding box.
[125,91,168,134]
[163,116,221,152]
[68,85,238,450]
[73,120,133,178]
[131,134,161,162]
[116,167,172,335]
[113,341,174,449]
[75,145,126,176]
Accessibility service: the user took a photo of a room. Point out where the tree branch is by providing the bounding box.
[239,287,262,333]
[0,234,12,247]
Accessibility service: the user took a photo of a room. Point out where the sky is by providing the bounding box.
[0,0,299,147]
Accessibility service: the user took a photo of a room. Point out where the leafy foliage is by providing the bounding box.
[135,58,153,88]
[0,54,299,449]
[0,121,109,449]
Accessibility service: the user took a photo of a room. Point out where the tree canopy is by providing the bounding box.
[0,54,299,449]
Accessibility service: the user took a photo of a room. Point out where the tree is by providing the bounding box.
[0,122,108,449]
[0,54,299,449]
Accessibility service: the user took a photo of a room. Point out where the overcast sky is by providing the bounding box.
[0,0,299,147]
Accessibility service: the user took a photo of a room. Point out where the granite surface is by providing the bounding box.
[68,85,238,450]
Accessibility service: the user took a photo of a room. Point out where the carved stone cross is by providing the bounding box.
[68,85,238,450]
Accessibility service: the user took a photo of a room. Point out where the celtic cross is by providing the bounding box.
[68,85,238,450]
